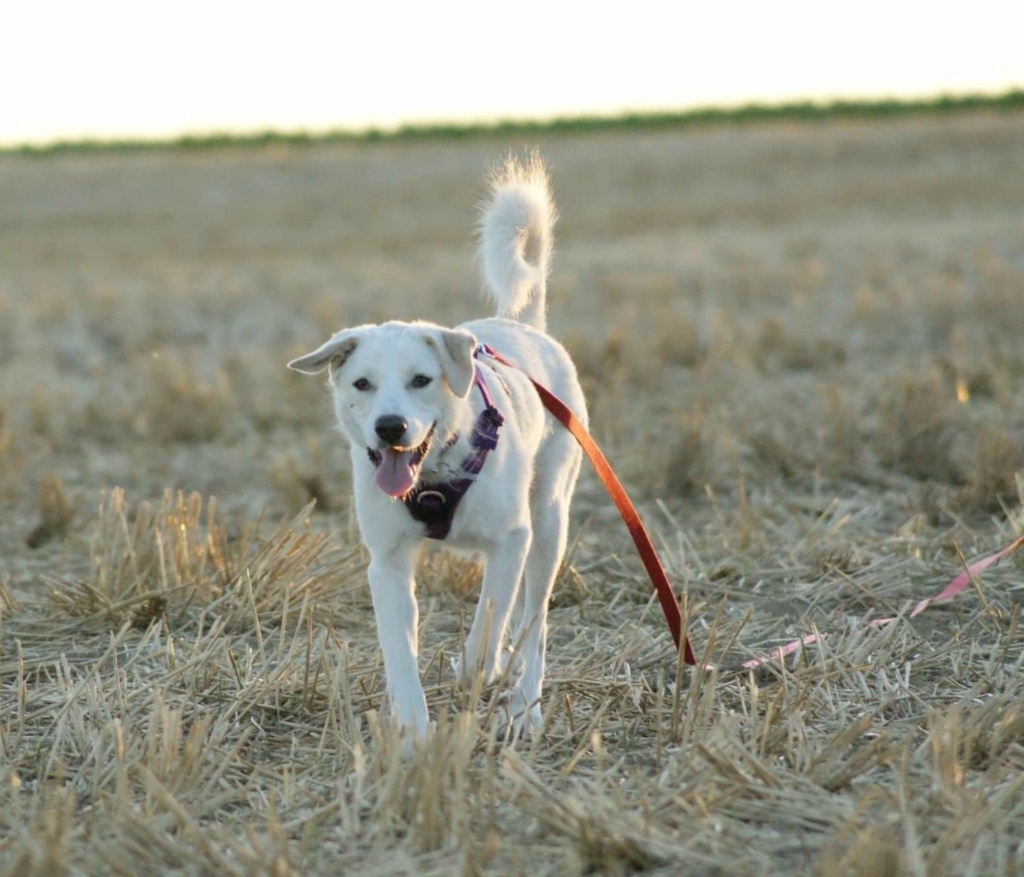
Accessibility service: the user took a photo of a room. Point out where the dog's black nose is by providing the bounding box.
[374,414,408,445]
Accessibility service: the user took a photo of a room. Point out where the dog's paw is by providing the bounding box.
[490,689,543,741]
[388,695,431,743]
[369,706,432,759]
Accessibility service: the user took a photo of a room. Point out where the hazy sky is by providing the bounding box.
[5,0,1022,146]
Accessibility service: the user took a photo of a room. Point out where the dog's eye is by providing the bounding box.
[352,378,372,392]
[410,374,432,389]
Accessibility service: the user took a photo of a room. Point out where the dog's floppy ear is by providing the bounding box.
[287,330,360,375]
[425,328,477,398]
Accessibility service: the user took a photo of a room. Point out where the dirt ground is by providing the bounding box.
[1,110,1023,875]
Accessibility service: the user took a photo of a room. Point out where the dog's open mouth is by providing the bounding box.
[368,423,436,498]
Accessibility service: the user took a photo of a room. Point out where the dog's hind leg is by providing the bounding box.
[458,524,531,686]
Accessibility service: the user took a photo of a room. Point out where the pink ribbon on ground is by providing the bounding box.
[742,532,1024,670]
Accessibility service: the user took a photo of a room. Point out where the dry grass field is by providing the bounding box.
[1,110,1023,875]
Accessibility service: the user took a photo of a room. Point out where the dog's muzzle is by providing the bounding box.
[367,422,436,498]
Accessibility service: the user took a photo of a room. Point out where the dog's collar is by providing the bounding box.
[402,350,504,540]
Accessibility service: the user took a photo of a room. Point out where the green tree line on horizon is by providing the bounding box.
[6,88,1023,157]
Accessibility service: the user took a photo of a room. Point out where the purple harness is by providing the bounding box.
[402,356,504,540]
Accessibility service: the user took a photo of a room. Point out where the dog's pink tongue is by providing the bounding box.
[374,448,416,497]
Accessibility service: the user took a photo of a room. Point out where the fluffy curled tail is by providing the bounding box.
[478,152,556,332]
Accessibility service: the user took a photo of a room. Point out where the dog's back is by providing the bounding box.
[478,153,556,333]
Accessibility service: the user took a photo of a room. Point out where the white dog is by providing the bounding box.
[289,154,587,738]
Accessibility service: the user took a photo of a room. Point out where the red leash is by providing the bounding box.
[481,345,697,665]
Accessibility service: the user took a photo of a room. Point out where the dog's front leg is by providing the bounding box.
[366,545,429,737]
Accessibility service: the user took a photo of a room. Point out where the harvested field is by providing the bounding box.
[1,110,1023,875]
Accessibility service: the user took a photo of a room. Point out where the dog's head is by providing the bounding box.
[288,321,477,498]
